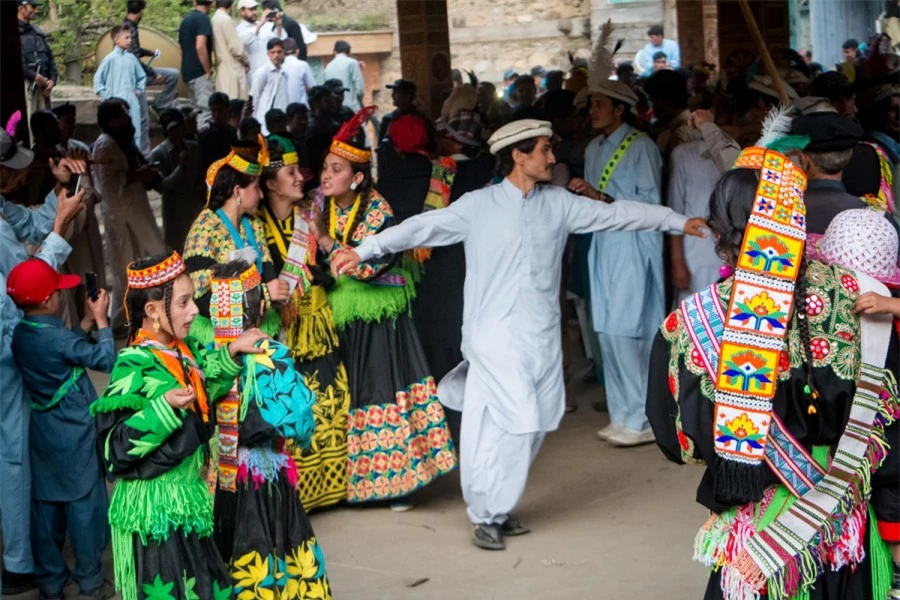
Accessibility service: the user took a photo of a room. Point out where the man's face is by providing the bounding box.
[392,88,413,110]
[240,7,257,22]
[843,47,858,62]
[114,31,133,50]
[133,9,144,22]
[269,117,287,134]
[106,104,131,136]
[36,118,61,148]
[514,81,536,108]
[833,94,858,120]
[210,103,230,126]
[19,4,36,21]
[515,137,555,183]
[58,114,76,141]
[653,57,668,71]
[268,45,285,67]
[289,112,308,135]
[589,94,620,131]
[649,34,663,47]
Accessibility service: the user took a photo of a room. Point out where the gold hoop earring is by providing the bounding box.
[153,318,161,332]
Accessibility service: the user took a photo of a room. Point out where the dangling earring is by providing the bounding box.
[350,182,358,191]
[153,318,161,332]
[236,194,242,207]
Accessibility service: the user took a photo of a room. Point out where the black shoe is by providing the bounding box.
[2,571,36,596]
[472,524,505,550]
[501,514,531,536]
[79,579,116,600]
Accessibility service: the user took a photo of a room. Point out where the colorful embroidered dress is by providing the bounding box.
[320,189,458,503]
[211,337,331,599]
[92,330,241,600]
[263,203,351,510]
[647,262,900,600]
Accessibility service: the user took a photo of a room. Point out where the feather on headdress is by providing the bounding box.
[587,19,622,91]
[331,106,377,163]
[5,111,22,137]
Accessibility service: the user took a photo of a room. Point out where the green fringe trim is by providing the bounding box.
[90,394,151,416]
[329,266,418,328]
[768,134,810,154]
[870,504,893,600]
[189,308,282,350]
[108,448,214,598]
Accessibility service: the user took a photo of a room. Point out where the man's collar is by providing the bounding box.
[601,122,631,146]
[501,177,538,200]
[23,314,62,326]
[807,178,847,192]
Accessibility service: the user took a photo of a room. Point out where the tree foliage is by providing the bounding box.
[39,0,191,76]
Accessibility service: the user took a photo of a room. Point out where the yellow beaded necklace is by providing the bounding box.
[329,194,362,246]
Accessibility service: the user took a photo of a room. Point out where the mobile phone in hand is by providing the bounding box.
[66,174,82,198]
[85,272,99,301]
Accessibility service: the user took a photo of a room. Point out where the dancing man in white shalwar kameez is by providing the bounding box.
[331,119,707,550]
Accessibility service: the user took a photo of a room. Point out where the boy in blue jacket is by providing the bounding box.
[8,259,116,600]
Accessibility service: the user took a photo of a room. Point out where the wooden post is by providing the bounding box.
[396,0,452,120]
[737,0,790,105]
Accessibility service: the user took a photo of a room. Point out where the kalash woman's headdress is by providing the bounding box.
[205,135,268,204]
[691,107,900,600]
[124,250,186,326]
[263,135,299,170]
[330,106,377,164]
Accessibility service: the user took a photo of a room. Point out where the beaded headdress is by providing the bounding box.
[124,251,186,325]
[329,106,377,164]
[205,135,268,204]
[263,135,299,170]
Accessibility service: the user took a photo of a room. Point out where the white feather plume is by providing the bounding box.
[587,19,615,91]
[754,104,793,149]
[228,247,258,266]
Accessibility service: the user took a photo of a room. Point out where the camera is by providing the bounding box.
[266,11,280,21]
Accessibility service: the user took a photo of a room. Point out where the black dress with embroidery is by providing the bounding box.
[646,263,900,600]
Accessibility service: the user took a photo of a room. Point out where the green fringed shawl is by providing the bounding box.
[328,266,418,329]
[109,449,213,600]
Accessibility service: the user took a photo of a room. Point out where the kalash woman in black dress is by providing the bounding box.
[647,143,900,600]
[207,259,331,600]
[307,107,457,510]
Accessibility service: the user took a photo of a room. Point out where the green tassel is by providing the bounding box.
[328,267,417,328]
[188,315,215,349]
[90,393,151,416]
[112,525,136,600]
[870,505,893,600]
[261,307,281,337]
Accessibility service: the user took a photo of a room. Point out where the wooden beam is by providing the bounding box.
[737,0,789,104]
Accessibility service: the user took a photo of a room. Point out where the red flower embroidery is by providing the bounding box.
[366,406,385,428]
[384,405,401,425]
[690,349,704,368]
[429,427,447,449]
[373,476,390,497]
[805,294,824,316]
[810,337,830,360]
[356,456,372,477]
[777,351,790,373]
[840,274,859,293]
[356,479,374,500]
[390,451,407,472]
[352,411,367,430]
[360,431,378,452]
[665,313,679,332]
[377,429,395,449]
[836,331,853,341]
[677,430,689,451]
[668,374,677,397]
[372,452,390,474]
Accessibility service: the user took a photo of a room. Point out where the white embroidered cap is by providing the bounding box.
[487,119,553,155]
[807,208,900,288]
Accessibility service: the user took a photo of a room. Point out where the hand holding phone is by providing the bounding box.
[85,272,99,301]
[66,174,82,198]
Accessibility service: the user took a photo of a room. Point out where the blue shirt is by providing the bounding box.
[12,316,115,501]
[639,38,681,73]
[584,123,666,338]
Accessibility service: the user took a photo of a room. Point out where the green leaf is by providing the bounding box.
[182,571,199,600]
[142,574,176,600]
[105,371,136,396]
[213,580,233,600]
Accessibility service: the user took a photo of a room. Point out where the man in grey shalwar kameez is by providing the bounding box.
[330,119,706,550]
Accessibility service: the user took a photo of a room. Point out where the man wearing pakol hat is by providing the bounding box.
[0,126,86,595]
[329,118,706,550]
[791,112,867,234]
[568,79,671,447]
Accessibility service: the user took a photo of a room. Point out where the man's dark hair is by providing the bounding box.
[126,0,147,13]
[810,71,854,101]
[286,102,308,118]
[334,40,351,54]
[111,24,127,38]
[616,62,634,78]
[283,38,299,54]
[513,74,535,89]
[806,149,854,174]
[215,0,234,8]
[159,108,185,132]
[209,91,230,108]
[97,98,128,131]
[265,108,287,131]
[645,69,688,109]
[494,137,539,177]
[262,0,280,9]
[239,117,261,138]
[652,51,667,61]
[647,24,664,37]
[230,98,245,118]
[29,111,57,138]
[267,38,284,51]
[842,39,859,51]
